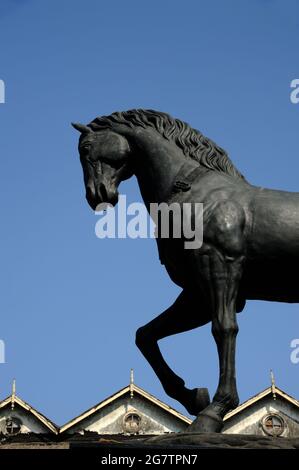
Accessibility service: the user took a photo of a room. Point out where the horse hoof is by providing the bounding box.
[187,407,223,433]
[185,388,211,416]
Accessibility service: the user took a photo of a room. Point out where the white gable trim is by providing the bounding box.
[224,387,299,421]
[0,395,58,434]
[60,384,191,433]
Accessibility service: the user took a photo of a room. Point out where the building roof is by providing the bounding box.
[1,377,298,435]
[224,386,299,421]
[60,383,191,433]
[0,394,58,434]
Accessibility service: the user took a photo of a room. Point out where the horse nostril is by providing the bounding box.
[99,183,108,201]
[86,185,95,200]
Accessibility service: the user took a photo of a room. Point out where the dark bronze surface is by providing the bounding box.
[73,109,297,432]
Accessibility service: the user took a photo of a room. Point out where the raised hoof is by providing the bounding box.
[187,408,224,433]
[184,388,211,416]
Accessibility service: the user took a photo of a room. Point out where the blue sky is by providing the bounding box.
[0,0,298,425]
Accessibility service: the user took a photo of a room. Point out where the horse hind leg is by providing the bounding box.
[135,289,211,416]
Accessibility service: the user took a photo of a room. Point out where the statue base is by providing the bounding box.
[108,432,299,449]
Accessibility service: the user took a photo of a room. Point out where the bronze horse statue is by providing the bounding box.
[72,109,298,432]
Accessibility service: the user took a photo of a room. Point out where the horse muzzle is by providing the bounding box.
[86,182,119,210]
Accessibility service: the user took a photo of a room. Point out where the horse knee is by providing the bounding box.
[135,325,151,350]
[212,320,239,342]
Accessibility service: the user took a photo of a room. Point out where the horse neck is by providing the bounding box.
[129,128,197,206]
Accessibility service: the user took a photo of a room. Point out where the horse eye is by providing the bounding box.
[80,146,90,154]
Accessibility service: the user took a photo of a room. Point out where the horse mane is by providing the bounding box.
[89,109,246,181]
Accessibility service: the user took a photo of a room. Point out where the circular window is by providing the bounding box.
[5,417,22,435]
[123,412,142,434]
[261,414,285,437]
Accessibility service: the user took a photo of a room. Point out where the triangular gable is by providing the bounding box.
[224,386,299,421]
[222,386,299,437]
[0,395,58,434]
[60,384,191,434]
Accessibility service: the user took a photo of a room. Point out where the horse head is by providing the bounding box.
[72,122,133,209]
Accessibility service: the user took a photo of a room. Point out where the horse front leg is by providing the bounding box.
[188,250,244,432]
[186,200,246,432]
[211,253,244,409]
[135,289,211,415]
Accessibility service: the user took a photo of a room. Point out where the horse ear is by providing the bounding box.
[71,122,93,134]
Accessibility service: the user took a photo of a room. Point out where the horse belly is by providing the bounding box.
[242,260,299,302]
